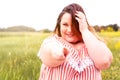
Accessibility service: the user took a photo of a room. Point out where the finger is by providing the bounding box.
[75,17,84,23]
[63,48,69,57]
[75,13,82,19]
[75,17,79,22]
[76,11,85,17]
[75,11,86,21]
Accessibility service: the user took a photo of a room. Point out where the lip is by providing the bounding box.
[66,34,74,37]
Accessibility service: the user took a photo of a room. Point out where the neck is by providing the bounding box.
[69,40,81,44]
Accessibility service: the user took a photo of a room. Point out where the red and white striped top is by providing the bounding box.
[38,34,102,80]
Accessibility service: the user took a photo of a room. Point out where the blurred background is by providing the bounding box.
[0,0,120,80]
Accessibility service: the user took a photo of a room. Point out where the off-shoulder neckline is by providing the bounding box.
[52,34,86,52]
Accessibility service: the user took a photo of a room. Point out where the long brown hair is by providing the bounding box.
[53,3,103,41]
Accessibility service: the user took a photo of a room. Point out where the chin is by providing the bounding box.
[67,39,77,43]
[64,37,79,43]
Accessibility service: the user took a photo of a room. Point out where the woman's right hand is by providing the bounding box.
[51,44,69,61]
[39,36,69,67]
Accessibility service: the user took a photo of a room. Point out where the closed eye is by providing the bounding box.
[62,23,68,26]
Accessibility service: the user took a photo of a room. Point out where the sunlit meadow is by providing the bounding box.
[0,32,120,80]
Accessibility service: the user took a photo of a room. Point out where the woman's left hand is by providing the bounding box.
[75,11,88,33]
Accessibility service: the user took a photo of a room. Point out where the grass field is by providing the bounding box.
[0,32,120,80]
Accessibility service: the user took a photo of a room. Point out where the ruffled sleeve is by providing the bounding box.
[37,34,64,59]
[37,35,54,59]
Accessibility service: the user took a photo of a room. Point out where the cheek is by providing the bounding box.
[60,27,65,35]
[60,29,64,37]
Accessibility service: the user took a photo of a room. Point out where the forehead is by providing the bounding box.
[61,13,72,22]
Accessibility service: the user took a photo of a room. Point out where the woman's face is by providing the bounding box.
[60,12,82,43]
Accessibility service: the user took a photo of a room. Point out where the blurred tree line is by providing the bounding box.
[0,26,36,32]
[0,24,119,32]
[0,25,52,32]
[94,24,120,32]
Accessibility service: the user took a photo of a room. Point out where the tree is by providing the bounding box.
[113,24,119,31]
[39,29,52,33]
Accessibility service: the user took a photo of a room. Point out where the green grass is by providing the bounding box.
[0,32,120,80]
[98,32,120,80]
[0,32,46,80]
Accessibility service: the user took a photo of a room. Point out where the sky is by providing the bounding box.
[0,0,120,31]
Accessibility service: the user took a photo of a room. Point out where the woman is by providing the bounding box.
[38,3,113,80]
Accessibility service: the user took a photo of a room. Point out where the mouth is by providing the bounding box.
[66,34,74,37]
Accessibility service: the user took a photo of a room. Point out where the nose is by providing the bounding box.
[67,26,72,32]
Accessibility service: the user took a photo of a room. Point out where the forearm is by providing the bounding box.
[75,11,113,69]
[81,29,113,69]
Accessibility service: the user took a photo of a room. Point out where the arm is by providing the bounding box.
[38,37,68,67]
[81,29,113,70]
[75,11,113,70]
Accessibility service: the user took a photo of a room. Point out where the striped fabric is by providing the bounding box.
[38,34,102,80]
